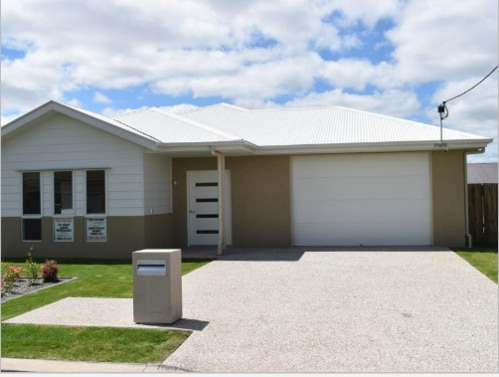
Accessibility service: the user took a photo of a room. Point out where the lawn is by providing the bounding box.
[1,258,210,363]
[454,249,498,282]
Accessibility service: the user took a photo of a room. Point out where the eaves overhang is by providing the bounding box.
[155,140,258,157]
[250,138,494,155]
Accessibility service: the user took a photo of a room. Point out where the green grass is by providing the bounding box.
[454,249,498,283]
[1,259,209,320]
[1,258,210,363]
[1,324,189,363]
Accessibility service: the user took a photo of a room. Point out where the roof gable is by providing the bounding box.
[1,101,159,150]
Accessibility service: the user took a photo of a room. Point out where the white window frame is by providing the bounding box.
[85,169,108,243]
[53,170,75,242]
[21,171,42,242]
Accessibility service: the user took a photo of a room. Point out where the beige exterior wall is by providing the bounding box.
[171,155,292,247]
[1,150,471,259]
[1,214,174,260]
[431,150,467,247]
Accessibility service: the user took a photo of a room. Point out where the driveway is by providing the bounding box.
[4,248,497,372]
[164,248,498,372]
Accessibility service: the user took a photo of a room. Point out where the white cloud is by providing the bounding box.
[93,92,112,105]
[1,0,497,162]
[320,59,397,91]
[329,0,404,28]
[386,0,498,83]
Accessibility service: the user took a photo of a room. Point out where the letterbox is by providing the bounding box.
[132,249,182,324]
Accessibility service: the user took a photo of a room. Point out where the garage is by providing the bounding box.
[291,152,432,246]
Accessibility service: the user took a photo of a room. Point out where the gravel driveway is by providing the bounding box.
[164,248,498,373]
[4,248,497,372]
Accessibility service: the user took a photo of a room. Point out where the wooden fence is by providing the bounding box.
[468,183,498,247]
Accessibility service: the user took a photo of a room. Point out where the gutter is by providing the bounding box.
[252,139,493,156]
[211,147,225,255]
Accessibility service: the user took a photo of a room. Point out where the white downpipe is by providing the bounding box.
[464,152,472,248]
[211,147,225,255]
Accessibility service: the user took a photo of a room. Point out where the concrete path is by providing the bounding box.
[0,358,180,373]
[3,248,498,373]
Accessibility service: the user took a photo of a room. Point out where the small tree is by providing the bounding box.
[40,259,59,282]
[25,245,39,285]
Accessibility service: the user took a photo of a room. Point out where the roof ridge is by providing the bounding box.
[113,118,161,142]
[181,102,249,116]
[148,108,243,141]
[113,106,151,118]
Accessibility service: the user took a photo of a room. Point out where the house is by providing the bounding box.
[467,162,498,184]
[1,100,493,259]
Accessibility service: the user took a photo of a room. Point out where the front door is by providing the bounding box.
[187,170,232,246]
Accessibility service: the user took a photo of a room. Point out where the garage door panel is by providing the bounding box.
[293,176,430,201]
[294,222,431,246]
[293,198,431,224]
[292,153,430,178]
[291,152,432,246]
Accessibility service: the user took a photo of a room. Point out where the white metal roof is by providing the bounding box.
[114,107,242,144]
[181,103,490,146]
[3,100,493,156]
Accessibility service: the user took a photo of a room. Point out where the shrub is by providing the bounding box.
[25,246,39,285]
[40,259,59,282]
[2,265,23,293]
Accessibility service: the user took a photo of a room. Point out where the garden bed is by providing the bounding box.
[1,277,76,303]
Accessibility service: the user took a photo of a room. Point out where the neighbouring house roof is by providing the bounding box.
[467,163,498,184]
[2,100,493,157]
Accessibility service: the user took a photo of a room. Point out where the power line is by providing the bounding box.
[442,65,498,105]
[436,64,498,148]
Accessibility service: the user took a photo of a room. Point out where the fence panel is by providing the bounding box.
[468,184,485,246]
[468,183,498,247]
[483,184,498,247]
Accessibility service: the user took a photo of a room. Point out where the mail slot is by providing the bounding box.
[136,259,167,276]
[132,249,182,324]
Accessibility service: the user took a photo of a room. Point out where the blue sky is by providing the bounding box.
[2,0,497,162]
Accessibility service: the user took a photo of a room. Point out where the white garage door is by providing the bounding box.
[291,152,432,246]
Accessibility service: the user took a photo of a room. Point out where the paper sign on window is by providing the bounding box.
[86,218,107,242]
[54,218,74,242]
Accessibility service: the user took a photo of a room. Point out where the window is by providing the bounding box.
[54,171,73,215]
[86,170,106,214]
[22,172,41,241]
[23,172,40,215]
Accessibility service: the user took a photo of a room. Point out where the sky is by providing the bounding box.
[1,0,498,162]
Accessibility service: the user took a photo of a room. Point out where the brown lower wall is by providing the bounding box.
[144,213,175,249]
[2,151,470,259]
[431,150,467,247]
[172,155,292,247]
[1,214,174,260]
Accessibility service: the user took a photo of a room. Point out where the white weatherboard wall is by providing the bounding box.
[143,153,173,215]
[1,114,150,217]
[291,152,432,246]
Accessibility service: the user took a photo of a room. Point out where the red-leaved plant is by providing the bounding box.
[1,265,23,293]
[40,259,59,282]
